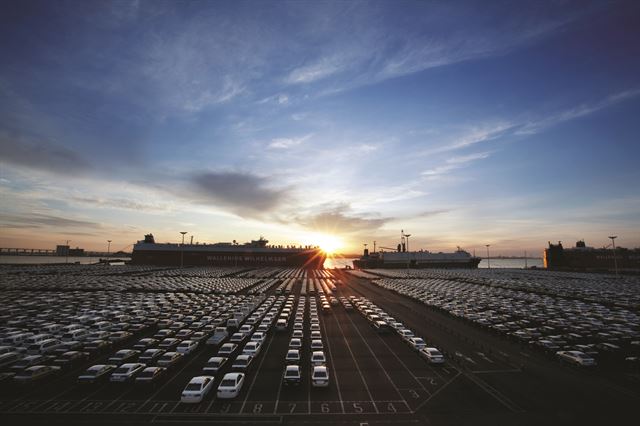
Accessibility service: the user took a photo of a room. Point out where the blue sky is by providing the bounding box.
[1,0,639,255]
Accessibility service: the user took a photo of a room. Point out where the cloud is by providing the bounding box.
[0,213,99,229]
[357,144,378,153]
[268,134,312,149]
[189,171,289,216]
[516,88,640,135]
[0,131,91,176]
[286,56,345,84]
[420,87,640,155]
[292,203,391,234]
[421,151,492,179]
[71,196,172,212]
[415,209,452,218]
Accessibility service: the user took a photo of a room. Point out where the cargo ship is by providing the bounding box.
[131,234,326,268]
[353,231,481,269]
[544,240,640,273]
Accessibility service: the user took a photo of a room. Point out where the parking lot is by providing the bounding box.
[1,264,639,425]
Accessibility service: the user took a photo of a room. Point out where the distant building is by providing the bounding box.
[55,245,85,256]
[544,240,640,273]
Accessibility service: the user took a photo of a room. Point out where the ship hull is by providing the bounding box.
[353,257,481,269]
[132,248,325,268]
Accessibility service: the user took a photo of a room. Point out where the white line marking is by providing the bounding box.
[471,369,522,374]
[342,308,406,405]
[318,296,345,414]
[329,308,380,413]
[239,308,283,413]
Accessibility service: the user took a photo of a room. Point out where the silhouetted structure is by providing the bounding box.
[544,240,640,273]
[131,234,325,268]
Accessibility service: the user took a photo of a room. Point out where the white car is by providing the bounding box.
[217,372,245,399]
[231,354,253,371]
[420,347,445,364]
[289,338,302,349]
[181,376,215,403]
[285,349,300,364]
[250,332,266,344]
[556,350,596,366]
[283,364,301,386]
[292,330,304,339]
[311,351,326,366]
[110,363,146,382]
[218,343,238,357]
[407,337,427,351]
[398,329,415,340]
[310,331,322,340]
[242,341,262,357]
[176,340,199,355]
[202,356,228,374]
[311,365,329,387]
[310,339,324,350]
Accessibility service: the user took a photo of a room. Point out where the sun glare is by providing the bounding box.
[305,233,343,255]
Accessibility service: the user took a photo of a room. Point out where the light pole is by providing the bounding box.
[180,231,187,268]
[608,236,618,277]
[107,240,112,257]
[485,244,491,270]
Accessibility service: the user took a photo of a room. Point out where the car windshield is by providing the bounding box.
[314,371,327,378]
[113,367,129,374]
[220,379,236,387]
[185,383,201,391]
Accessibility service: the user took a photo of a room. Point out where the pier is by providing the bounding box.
[0,248,57,256]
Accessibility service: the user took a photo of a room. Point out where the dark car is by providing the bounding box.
[53,351,90,368]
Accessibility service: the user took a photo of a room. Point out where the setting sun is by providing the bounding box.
[303,232,343,255]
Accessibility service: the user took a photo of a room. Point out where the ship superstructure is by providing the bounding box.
[353,231,480,269]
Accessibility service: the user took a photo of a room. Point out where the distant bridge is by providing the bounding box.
[0,248,57,255]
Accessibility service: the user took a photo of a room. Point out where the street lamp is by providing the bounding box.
[180,231,187,268]
[485,244,491,270]
[608,236,618,277]
[107,240,112,257]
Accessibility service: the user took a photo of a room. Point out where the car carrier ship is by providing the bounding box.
[131,234,326,268]
[353,231,481,269]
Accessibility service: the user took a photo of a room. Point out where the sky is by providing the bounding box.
[1,0,639,256]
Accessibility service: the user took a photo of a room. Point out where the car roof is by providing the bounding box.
[223,372,243,380]
[189,375,213,383]
[313,365,327,372]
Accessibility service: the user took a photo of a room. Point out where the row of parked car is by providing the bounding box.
[349,296,445,364]
[282,294,330,387]
[0,289,271,385]
[364,271,640,369]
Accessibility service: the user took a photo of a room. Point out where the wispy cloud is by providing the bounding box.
[421,87,640,155]
[268,134,312,150]
[421,151,492,180]
[516,88,640,135]
[0,212,99,229]
[286,56,345,84]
